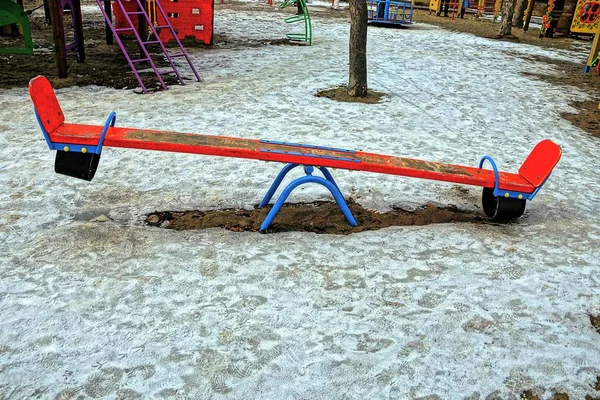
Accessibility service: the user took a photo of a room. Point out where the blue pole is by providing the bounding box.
[384,0,390,20]
[259,175,358,232]
[318,166,341,192]
[259,163,299,208]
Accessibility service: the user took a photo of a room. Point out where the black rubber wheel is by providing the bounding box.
[54,150,100,181]
[481,187,526,221]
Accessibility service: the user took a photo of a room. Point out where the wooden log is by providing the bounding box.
[523,0,535,31]
[48,0,68,78]
[71,0,85,62]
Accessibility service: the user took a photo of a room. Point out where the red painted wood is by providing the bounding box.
[518,139,562,187]
[46,123,537,193]
[29,76,65,134]
[29,75,561,195]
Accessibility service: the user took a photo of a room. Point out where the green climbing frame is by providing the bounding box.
[279,0,312,45]
[0,0,33,54]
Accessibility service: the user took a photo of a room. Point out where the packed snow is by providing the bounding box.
[0,3,599,399]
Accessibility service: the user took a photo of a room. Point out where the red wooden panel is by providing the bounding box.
[518,139,562,187]
[113,1,139,32]
[112,0,214,44]
[157,0,213,44]
[28,76,65,134]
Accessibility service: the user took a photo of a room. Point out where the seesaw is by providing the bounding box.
[29,75,562,231]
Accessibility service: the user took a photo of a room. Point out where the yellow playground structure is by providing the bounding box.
[429,0,500,20]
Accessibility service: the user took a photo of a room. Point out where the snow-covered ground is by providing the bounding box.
[1,4,599,399]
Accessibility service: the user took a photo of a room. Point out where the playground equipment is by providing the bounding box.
[279,0,312,45]
[429,0,454,17]
[570,0,600,72]
[367,0,413,25]
[29,75,562,231]
[479,0,501,21]
[538,0,576,37]
[430,0,499,20]
[56,0,86,62]
[112,0,214,45]
[41,0,199,91]
[0,0,33,54]
[96,0,201,93]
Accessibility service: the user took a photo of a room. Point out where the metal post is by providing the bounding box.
[72,0,85,62]
[523,0,535,31]
[138,0,147,59]
[104,0,113,44]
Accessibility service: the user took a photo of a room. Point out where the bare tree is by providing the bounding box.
[498,0,517,37]
[348,0,368,97]
[512,0,527,27]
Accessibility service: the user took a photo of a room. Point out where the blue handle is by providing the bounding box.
[478,155,500,197]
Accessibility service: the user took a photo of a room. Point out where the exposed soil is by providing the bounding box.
[521,392,570,400]
[561,100,600,137]
[509,53,600,138]
[145,201,485,234]
[0,0,179,90]
[521,387,600,399]
[591,313,600,334]
[315,85,386,103]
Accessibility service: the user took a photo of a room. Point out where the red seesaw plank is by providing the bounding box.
[46,123,535,193]
[30,75,554,194]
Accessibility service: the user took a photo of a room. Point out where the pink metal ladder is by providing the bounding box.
[95,0,201,93]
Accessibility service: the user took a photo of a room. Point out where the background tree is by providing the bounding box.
[512,0,527,27]
[498,0,517,37]
[348,0,368,97]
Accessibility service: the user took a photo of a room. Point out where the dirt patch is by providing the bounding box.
[521,391,570,400]
[591,313,600,334]
[589,376,600,400]
[145,201,485,233]
[521,390,541,400]
[499,52,600,139]
[315,85,386,103]
[560,100,600,138]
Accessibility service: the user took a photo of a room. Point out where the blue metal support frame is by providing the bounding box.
[259,139,356,154]
[34,109,116,155]
[260,148,361,163]
[478,155,549,201]
[367,0,413,25]
[259,163,357,232]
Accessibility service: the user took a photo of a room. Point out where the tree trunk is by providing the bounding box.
[498,0,516,37]
[512,0,527,27]
[348,0,368,97]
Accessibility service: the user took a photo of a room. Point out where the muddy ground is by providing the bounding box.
[146,201,486,234]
